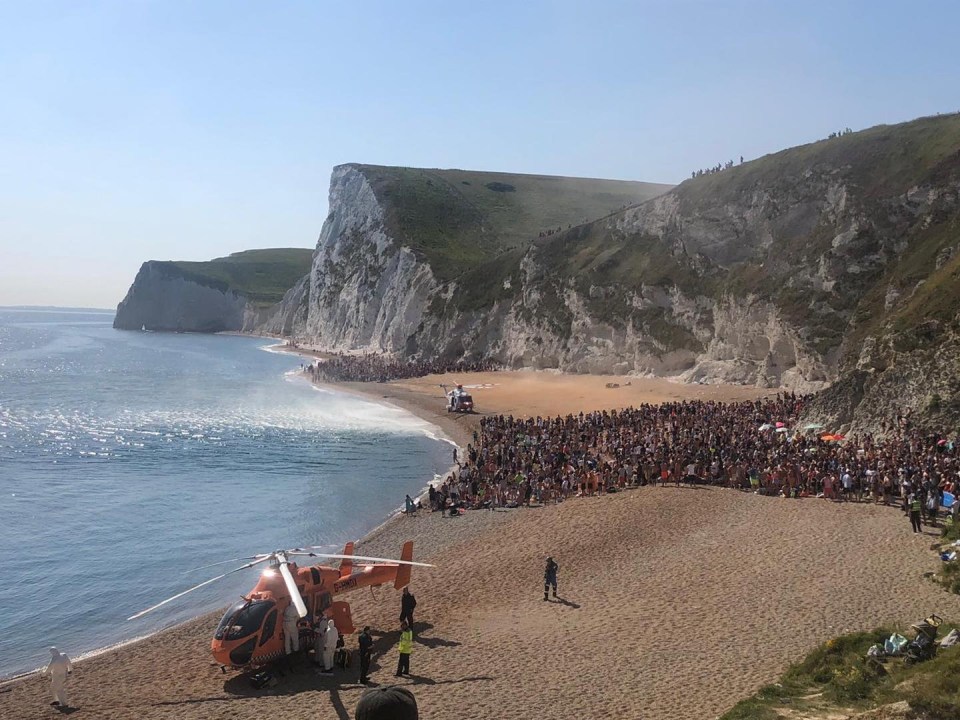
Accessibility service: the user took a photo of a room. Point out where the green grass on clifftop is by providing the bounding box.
[677,113,960,206]
[163,248,313,307]
[352,164,672,283]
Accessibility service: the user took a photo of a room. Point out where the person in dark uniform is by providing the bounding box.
[358,625,373,684]
[544,556,559,600]
[400,587,417,626]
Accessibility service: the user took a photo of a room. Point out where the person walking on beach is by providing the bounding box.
[396,621,413,676]
[544,556,559,600]
[358,625,373,684]
[400,587,417,626]
[42,647,72,708]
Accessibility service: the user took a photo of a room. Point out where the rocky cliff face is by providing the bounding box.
[114,262,249,332]
[302,165,440,351]
[249,274,311,337]
[114,249,314,335]
[295,116,960,426]
[114,264,310,335]
[298,162,867,391]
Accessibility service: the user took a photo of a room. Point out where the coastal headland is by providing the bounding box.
[4,372,958,720]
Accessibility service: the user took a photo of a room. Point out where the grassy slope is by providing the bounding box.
[688,114,960,348]
[721,626,960,720]
[161,248,314,307]
[520,113,960,351]
[352,164,672,283]
[677,114,960,207]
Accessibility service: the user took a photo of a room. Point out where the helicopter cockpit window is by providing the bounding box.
[214,599,275,641]
[259,609,278,647]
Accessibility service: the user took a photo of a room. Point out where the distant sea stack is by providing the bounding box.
[113,249,313,333]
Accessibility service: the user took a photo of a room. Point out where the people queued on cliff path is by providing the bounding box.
[428,394,960,531]
[302,352,500,383]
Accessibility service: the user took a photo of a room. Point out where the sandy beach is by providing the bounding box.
[338,370,781,448]
[4,372,958,720]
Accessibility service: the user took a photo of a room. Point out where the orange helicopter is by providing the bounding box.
[128,541,431,670]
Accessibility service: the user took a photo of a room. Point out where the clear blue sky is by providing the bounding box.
[1,0,958,308]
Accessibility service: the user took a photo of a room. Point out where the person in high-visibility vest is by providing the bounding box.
[395,620,413,676]
[909,492,922,533]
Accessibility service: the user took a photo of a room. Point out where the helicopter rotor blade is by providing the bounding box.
[184,554,270,573]
[289,544,338,553]
[298,550,434,568]
[277,560,308,618]
[127,556,272,621]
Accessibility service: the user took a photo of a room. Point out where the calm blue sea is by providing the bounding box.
[0,308,451,678]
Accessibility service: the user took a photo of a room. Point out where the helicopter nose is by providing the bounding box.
[211,637,255,668]
[210,640,232,667]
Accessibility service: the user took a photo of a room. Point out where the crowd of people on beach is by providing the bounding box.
[428,394,960,529]
[303,353,500,383]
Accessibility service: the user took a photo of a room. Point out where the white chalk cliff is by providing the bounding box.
[293,113,960,428]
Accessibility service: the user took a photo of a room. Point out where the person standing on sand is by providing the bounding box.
[400,587,417,626]
[42,647,72,708]
[283,601,300,655]
[358,626,373,684]
[396,621,413,676]
[908,492,922,533]
[544,556,559,600]
[321,618,338,674]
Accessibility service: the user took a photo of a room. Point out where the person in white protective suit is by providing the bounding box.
[283,601,301,655]
[321,618,338,674]
[313,616,325,666]
[42,647,72,707]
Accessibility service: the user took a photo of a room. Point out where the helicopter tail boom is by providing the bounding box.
[394,541,414,589]
[339,541,354,578]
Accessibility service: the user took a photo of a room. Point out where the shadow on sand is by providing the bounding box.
[546,596,581,609]
[154,620,480,719]
[412,622,461,649]
[158,661,356,720]
[399,674,494,687]
[208,621,462,697]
